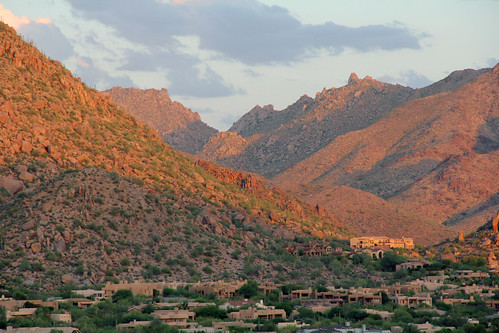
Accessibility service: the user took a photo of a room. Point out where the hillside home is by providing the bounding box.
[347,293,382,306]
[51,313,72,323]
[350,236,414,249]
[190,280,246,298]
[485,300,499,310]
[301,299,344,312]
[103,281,183,298]
[387,284,422,295]
[395,261,427,271]
[74,289,105,300]
[286,244,334,256]
[258,281,281,295]
[414,321,448,333]
[390,294,432,308]
[116,320,152,330]
[213,321,256,331]
[228,307,286,320]
[152,308,196,328]
[0,299,58,311]
[6,308,37,320]
[453,270,489,280]
[61,298,98,309]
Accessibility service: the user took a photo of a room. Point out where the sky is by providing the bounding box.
[1,0,498,130]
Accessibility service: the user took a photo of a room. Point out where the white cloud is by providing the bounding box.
[0,3,30,29]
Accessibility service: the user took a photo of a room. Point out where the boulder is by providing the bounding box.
[21,141,33,153]
[273,228,294,240]
[63,230,71,242]
[55,239,66,252]
[61,274,73,284]
[15,165,28,173]
[441,253,457,262]
[0,176,25,194]
[31,242,42,253]
[19,172,35,182]
[0,111,9,123]
[22,221,36,230]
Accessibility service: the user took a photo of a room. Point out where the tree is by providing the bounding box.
[0,307,6,329]
[112,289,133,303]
[379,251,406,272]
[194,305,227,319]
[238,280,259,298]
[403,324,419,333]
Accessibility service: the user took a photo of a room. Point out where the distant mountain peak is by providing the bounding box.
[103,86,217,154]
[348,72,360,85]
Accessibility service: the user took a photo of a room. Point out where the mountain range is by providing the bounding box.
[104,58,498,244]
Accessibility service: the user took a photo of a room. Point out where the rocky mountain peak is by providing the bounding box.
[348,72,361,85]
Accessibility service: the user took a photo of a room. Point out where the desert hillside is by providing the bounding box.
[0,22,348,286]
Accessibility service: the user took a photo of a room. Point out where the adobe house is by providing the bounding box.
[6,308,37,320]
[152,308,196,328]
[116,320,152,330]
[390,294,432,308]
[291,287,314,299]
[347,293,382,306]
[258,281,282,295]
[190,280,246,298]
[228,307,286,320]
[349,236,414,249]
[286,244,334,256]
[103,281,176,298]
[485,300,499,310]
[387,284,422,295]
[453,270,489,280]
[395,261,426,271]
[74,289,105,300]
[213,320,256,331]
[51,313,72,323]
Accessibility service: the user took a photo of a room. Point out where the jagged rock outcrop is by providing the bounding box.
[276,65,499,235]
[103,87,217,154]
[201,74,415,178]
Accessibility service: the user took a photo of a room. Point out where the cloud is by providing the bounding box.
[68,0,422,65]
[0,4,74,61]
[377,70,433,88]
[74,57,135,89]
[120,49,241,97]
[0,3,30,29]
[67,0,424,96]
[18,21,74,61]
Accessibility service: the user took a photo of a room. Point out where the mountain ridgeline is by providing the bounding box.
[195,67,498,242]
